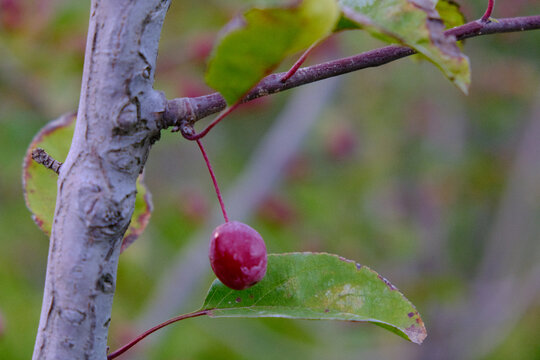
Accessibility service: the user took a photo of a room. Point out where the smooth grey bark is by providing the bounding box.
[32,1,170,359]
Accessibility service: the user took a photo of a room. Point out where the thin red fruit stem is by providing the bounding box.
[107,310,209,360]
[196,139,229,223]
[481,0,495,22]
[183,102,241,141]
[280,41,319,83]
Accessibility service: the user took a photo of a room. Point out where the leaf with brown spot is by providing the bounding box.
[337,0,470,93]
[202,252,427,344]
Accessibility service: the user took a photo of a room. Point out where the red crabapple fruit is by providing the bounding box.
[209,221,267,290]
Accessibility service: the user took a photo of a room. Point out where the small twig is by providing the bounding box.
[280,41,319,83]
[195,139,229,223]
[31,148,62,175]
[481,0,495,22]
[180,102,241,140]
[107,310,209,359]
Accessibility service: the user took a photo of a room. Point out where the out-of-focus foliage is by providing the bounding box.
[206,0,339,104]
[436,0,467,29]
[1,1,539,359]
[207,0,470,104]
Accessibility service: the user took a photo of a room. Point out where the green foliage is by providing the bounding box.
[205,0,339,104]
[338,0,470,93]
[202,253,426,344]
[22,113,75,235]
[206,0,470,105]
[22,113,152,251]
[436,0,466,29]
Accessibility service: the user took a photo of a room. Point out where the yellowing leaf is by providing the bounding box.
[338,0,470,93]
[436,0,466,30]
[205,0,340,105]
[22,113,152,252]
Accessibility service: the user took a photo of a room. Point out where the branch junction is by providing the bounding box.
[162,15,540,129]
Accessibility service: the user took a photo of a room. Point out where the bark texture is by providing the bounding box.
[32,1,170,359]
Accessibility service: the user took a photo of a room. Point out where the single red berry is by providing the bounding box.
[209,221,267,290]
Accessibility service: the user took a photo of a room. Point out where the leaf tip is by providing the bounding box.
[403,310,427,344]
[457,81,469,95]
[405,322,428,344]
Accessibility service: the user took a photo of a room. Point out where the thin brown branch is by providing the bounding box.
[31,148,62,175]
[162,15,540,129]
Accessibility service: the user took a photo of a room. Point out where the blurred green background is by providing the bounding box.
[1,1,539,359]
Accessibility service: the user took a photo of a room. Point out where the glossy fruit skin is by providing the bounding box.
[209,221,267,290]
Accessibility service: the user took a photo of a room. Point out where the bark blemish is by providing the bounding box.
[96,273,115,294]
[107,148,139,174]
[61,338,75,349]
[61,308,87,325]
[114,102,138,133]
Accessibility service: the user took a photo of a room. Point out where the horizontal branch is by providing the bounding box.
[162,15,540,128]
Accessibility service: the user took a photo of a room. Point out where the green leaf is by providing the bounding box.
[436,0,466,29]
[337,0,470,93]
[205,0,340,105]
[121,178,152,251]
[22,113,152,252]
[22,113,75,236]
[201,252,427,344]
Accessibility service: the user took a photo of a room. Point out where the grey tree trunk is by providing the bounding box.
[32,1,170,359]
